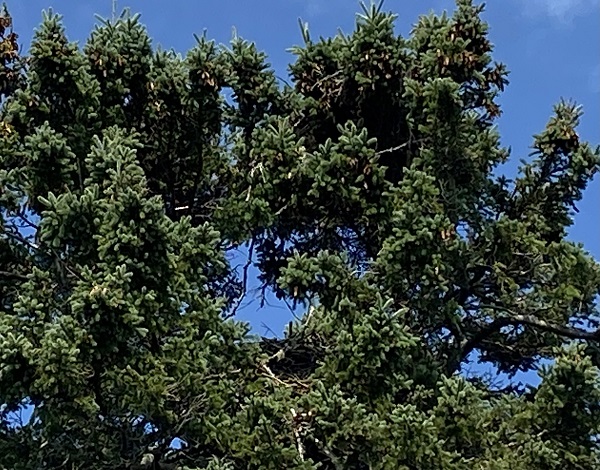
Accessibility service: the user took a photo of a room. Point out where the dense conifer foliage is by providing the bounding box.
[1,1,599,468]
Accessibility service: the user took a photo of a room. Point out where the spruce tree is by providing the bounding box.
[1,1,599,469]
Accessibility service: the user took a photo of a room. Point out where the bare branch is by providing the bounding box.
[0,270,28,280]
[375,138,428,157]
[375,140,412,156]
[223,238,255,319]
[460,305,600,363]
[14,211,39,230]
[309,70,343,92]
[2,227,85,282]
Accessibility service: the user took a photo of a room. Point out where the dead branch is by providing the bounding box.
[459,305,600,363]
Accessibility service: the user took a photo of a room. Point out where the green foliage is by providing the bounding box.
[1,1,599,468]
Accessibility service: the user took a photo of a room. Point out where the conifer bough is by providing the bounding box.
[1,1,600,469]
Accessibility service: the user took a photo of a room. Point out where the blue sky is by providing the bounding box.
[6,0,600,337]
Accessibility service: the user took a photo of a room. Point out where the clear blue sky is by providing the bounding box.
[6,0,600,337]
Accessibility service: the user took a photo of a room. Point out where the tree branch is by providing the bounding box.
[223,238,255,319]
[0,270,28,280]
[375,138,428,157]
[459,306,600,363]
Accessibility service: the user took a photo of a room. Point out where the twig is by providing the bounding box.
[260,322,278,338]
[283,297,303,322]
[15,211,39,230]
[310,70,343,92]
[375,138,426,156]
[224,239,255,319]
[260,364,293,388]
[375,141,411,155]
[0,270,28,280]
[2,227,85,282]
[3,229,39,253]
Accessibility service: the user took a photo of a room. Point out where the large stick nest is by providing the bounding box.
[260,331,328,381]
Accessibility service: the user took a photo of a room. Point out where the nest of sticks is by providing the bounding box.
[259,330,328,382]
